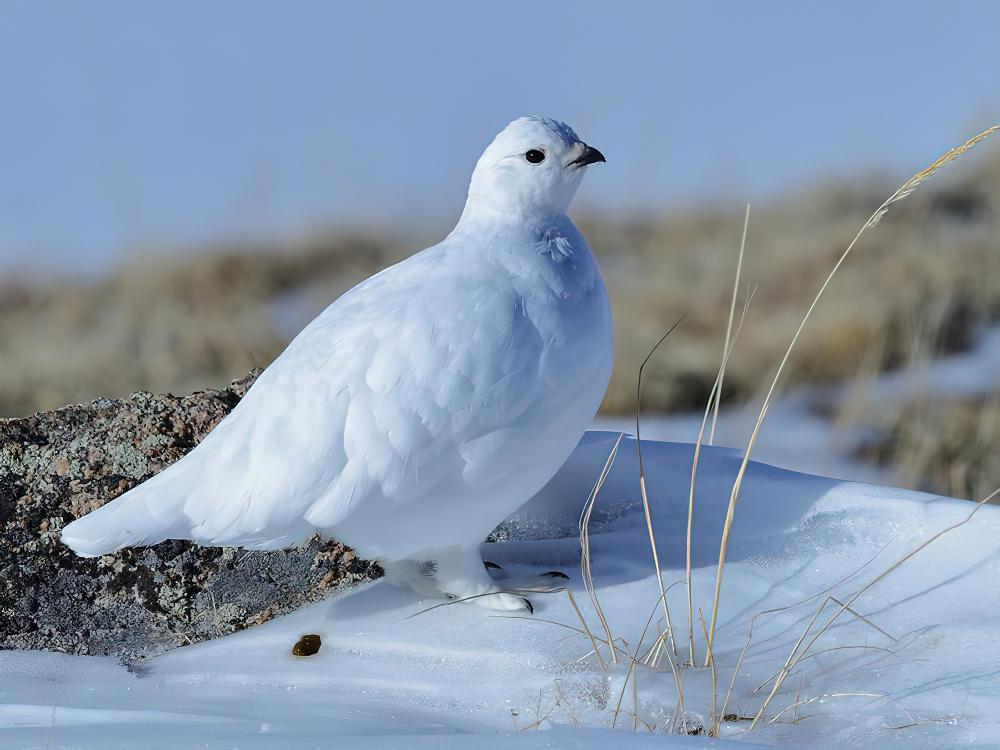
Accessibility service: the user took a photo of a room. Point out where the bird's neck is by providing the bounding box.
[453,202,565,238]
[448,207,598,297]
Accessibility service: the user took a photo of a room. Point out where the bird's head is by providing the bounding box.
[462,116,605,221]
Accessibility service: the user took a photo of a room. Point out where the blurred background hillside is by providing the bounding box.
[1,1,998,500]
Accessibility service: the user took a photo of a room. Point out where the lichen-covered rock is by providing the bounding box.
[0,370,379,662]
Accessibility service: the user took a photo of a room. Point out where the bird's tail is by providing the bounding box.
[60,461,195,557]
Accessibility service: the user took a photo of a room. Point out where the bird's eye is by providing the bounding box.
[524,149,545,164]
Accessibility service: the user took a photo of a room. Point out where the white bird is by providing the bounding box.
[61,117,614,612]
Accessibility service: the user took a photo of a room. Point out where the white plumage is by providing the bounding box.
[61,117,613,611]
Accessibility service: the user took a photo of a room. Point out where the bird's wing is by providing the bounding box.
[64,242,548,554]
[192,246,548,546]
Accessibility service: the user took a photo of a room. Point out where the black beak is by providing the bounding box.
[570,144,606,168]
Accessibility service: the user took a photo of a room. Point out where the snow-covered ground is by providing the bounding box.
[3,431,998,747]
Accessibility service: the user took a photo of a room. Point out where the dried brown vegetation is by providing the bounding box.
[588,149,1000,413]
[855,394,1000,501]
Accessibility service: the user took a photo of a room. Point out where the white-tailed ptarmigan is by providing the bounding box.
[61,117,614,612]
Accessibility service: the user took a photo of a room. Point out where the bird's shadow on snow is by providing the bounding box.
[485,431,844,581]
[322,580,421,622]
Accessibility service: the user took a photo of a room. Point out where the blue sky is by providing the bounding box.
[1,1,998,275]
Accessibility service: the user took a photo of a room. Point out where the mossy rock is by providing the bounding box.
[0,370,379,662]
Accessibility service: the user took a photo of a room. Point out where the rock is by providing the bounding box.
[291,633,322,657]
[0,370,380,662]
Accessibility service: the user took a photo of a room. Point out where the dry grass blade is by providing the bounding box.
[632,591,670,665]
[751,595,895,699]
[753,637,898,696]
[635,315,686,660]
[631,661,640,732]
[709,203,750,447]
[686,286,755,667]
[789,643,898,667]
[768,691,913,726]
[579,432,625,665]
[718,538,892,722]
[611,587,687,734]
[610,658,637,730]
[635,579,685,664]
[867,125,1000,228]
[747,592,899,716]
[565,589,607,671]
[703,124,1000,666]
[792,673,804,724]
[827,596,896,642]
[698,609,718,736]
[750,485,1000,729]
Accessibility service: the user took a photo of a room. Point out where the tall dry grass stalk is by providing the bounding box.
[709,204,750,447]
[634,317,686,661]
[579,432,625,666]
[703,125,1000,666]
[698,608,718,734]
[685,286,755,667]
[565,589,607,671]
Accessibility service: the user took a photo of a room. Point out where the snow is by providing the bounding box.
[3,431,998,747]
